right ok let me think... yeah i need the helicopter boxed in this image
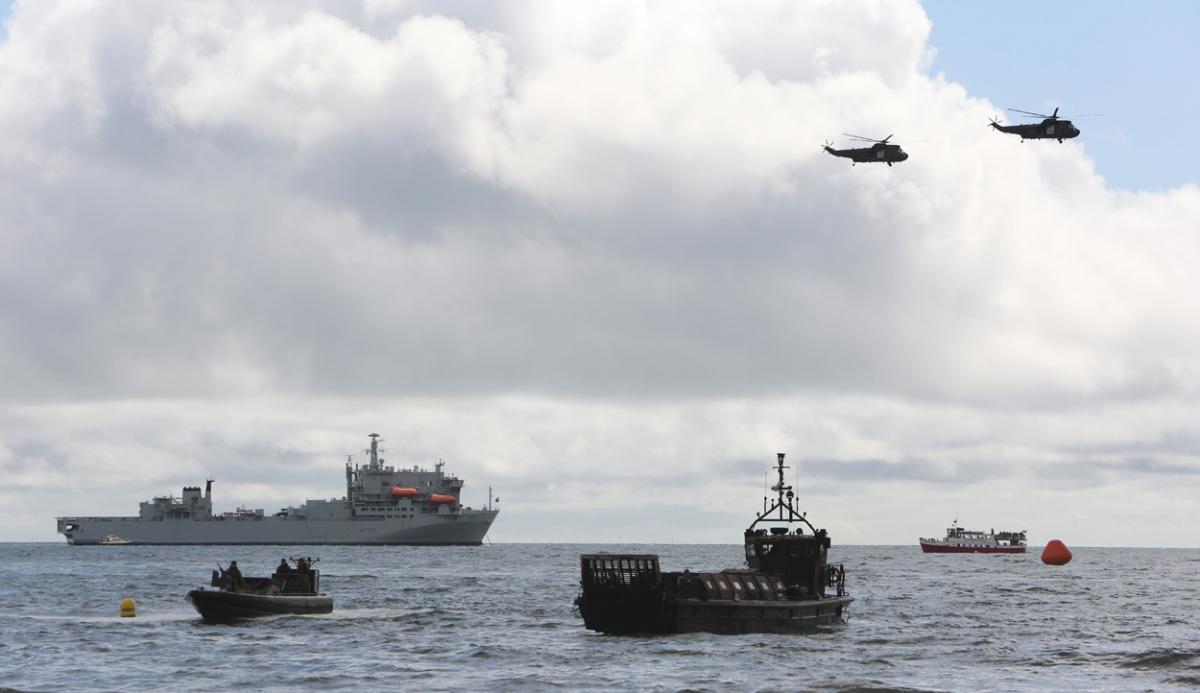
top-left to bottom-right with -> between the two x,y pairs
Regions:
822,134 -> 910,166
988,107 -> 1097,142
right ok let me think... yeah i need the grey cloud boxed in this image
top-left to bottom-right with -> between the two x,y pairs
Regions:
797,456 -> 1009,484
1059,431 -> 1200,458
1118,457 -> 1200,476
1012,452 -> 1200,497
2,441 -> 71,473
1037,456 -> 1200,482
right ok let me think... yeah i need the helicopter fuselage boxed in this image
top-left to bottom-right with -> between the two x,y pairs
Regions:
823,143 -> 909,166
990,119 -> 1079,142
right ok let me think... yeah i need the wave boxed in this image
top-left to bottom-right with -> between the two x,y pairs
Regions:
1120,648 -> 1200,670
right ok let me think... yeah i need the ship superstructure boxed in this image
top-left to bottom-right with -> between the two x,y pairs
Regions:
57,434 -> 498,545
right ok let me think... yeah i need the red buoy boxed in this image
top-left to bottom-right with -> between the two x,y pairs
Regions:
1041,539 -> 1073,565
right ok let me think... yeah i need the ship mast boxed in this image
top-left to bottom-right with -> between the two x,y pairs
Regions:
748,453 -> 818,533
367,433 -> 381,469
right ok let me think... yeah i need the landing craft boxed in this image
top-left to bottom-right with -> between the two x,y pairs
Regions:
823,134 -> 910,166
989,107 -> 1098,142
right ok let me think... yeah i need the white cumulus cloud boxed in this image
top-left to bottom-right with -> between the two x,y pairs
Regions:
1,0 -> 1198,544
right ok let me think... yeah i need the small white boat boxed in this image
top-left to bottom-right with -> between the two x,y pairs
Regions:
919,520 -> 1026,554
99,533 -> 133,545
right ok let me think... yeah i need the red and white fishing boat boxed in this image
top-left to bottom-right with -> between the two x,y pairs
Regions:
919,521 -> 1026,554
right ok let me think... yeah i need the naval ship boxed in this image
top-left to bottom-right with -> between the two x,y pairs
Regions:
56,434 -> 499,546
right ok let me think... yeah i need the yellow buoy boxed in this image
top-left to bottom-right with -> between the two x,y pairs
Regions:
119,597 -> 137,618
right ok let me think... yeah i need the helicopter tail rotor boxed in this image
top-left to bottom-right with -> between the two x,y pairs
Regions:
821,139 -> 835,154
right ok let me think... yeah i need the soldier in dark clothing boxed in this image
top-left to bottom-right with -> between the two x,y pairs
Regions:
294,558 -> 312,593
272,558 -> 293,593
225,561 -> 245,592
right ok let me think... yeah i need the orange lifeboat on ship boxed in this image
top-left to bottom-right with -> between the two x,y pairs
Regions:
389,487 -> 418,497
429,494 -> 457,504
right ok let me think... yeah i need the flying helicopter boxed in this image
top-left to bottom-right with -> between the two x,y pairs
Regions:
822,134 -> 910,166
988,107 -> 1098,142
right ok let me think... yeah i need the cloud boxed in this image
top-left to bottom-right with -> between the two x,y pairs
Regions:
1,0 -> 1198,544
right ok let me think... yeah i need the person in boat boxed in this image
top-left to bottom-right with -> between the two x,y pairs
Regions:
270,558 -> 293,594
225,561 -> 245,592
292,558 -> 312,593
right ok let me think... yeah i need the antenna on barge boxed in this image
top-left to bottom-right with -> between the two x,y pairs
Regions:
763,468 -> 768,515
747,452 -> 819,534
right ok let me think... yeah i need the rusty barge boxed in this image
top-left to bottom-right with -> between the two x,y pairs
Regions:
576,453 -> 852,635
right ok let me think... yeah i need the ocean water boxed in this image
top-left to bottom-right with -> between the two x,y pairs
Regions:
0,543 -> 1197,692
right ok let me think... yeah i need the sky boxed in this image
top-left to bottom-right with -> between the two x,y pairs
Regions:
1,1 -> 1198,546
923,0 -> 1200,192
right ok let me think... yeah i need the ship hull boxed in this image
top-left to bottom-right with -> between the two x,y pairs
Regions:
578,595 -> 853,635
187,589 -> 333,622
673,596 -> 853,634
58,511 -> 498,546
920,542 -> 1025,554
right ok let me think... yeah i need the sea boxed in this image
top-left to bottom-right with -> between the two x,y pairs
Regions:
1,543 -> 1197,692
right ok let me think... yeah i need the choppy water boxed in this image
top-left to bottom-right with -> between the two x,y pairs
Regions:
1,543 -> 1198,691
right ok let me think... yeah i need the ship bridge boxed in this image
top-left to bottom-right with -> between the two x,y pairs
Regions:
139,479 -> 215,521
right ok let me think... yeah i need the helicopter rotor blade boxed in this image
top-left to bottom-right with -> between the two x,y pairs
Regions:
1008,108 -> 1050,119
881,134 -> 894,144
842,132 -> 885,143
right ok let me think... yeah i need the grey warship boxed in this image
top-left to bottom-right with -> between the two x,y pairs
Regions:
57,434 -> 499,545
576,453 -> 851,634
